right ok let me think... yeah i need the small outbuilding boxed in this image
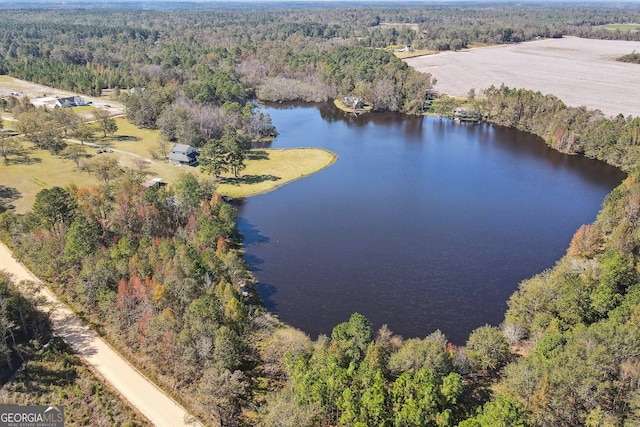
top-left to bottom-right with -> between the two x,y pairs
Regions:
55,96 -> 87,108
169,144 -> 199,166
142,177 -> 166,188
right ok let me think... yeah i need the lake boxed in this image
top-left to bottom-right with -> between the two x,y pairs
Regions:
236,102 -> 625,344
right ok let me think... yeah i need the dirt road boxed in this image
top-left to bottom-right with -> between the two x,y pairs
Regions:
406,37 -> 640,118
0,242 -> 206,427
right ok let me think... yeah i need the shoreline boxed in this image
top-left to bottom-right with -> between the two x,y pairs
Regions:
217,147 -> 338,199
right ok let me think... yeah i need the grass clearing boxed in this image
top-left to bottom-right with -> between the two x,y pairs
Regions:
72,105 -> 95,113
217,148 -> 337,198
333,99 -> 373,114
598,23 -> 640,31
99,117 -> 161,158
2,147 -> 101,213
2,92 -> 335,210
0,75 -> 124,115
4,145 -> 336,212
2,114 -> 337,211
1,119 -> 15,130
393,48 -> 437,59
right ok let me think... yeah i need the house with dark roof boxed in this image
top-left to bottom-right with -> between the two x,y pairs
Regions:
55,96 -> 87,108
142,177 -> 166,188
169,144 -> 199,166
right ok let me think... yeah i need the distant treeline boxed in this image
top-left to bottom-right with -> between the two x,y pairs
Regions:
0,8 -> 433,113
1,4 -> 640,111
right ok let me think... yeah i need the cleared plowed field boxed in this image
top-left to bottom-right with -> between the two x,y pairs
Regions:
406,37 -> 640,118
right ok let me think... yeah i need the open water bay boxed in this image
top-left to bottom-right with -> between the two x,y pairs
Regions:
237,103 -> 625,344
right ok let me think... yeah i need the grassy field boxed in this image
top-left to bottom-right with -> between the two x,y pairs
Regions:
598,23 -> 640,31
2,147 -> 101,213
0,75 -> 124,115
2,117 -> 337,212
71,104 -> 98,119
217,148 -> 337,198
98,117 -> 161,157
393,48 -> 437,59
1,74 -> 335,211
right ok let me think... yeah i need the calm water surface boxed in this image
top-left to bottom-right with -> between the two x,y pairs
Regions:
237,103 -> 625,344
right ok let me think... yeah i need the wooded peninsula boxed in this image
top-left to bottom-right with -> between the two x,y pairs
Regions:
1,2 -> 640,426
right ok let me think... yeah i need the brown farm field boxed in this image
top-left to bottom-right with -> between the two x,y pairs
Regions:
405,37 -> 640,118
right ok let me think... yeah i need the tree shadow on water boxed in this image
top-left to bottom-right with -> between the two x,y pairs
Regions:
256,282 -> 279,313
236,216 -> 271,246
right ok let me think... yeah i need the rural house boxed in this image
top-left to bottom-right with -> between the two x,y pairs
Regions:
129,87 -> 146,95
142,177 -> 166,188
169,143 -> 199,166
55,96 -> 87,108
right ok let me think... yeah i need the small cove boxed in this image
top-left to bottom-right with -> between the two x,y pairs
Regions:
237,102 -> 626,344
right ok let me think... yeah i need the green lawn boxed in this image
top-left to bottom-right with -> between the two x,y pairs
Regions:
96,118 -> 161,157
1,147 -> 101,213
2,117 -> 337,212
393,48 -> 437,59
99,119 -> 338,198
71,105 -> 98,119
217,148 -> 337,198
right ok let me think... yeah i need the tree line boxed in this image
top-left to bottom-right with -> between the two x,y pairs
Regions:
1,4 -> 638,112
2,3 -> 640,426
475,84 -> 640,172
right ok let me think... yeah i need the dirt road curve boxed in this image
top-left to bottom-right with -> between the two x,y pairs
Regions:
0,242 -> 206,427
406,37 -> 640,118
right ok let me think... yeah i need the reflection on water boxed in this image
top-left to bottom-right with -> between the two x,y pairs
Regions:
240,102 -> 625,344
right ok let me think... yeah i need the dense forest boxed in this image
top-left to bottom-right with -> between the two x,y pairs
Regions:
1,3 -> 639,111
2,2 -> 640,426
